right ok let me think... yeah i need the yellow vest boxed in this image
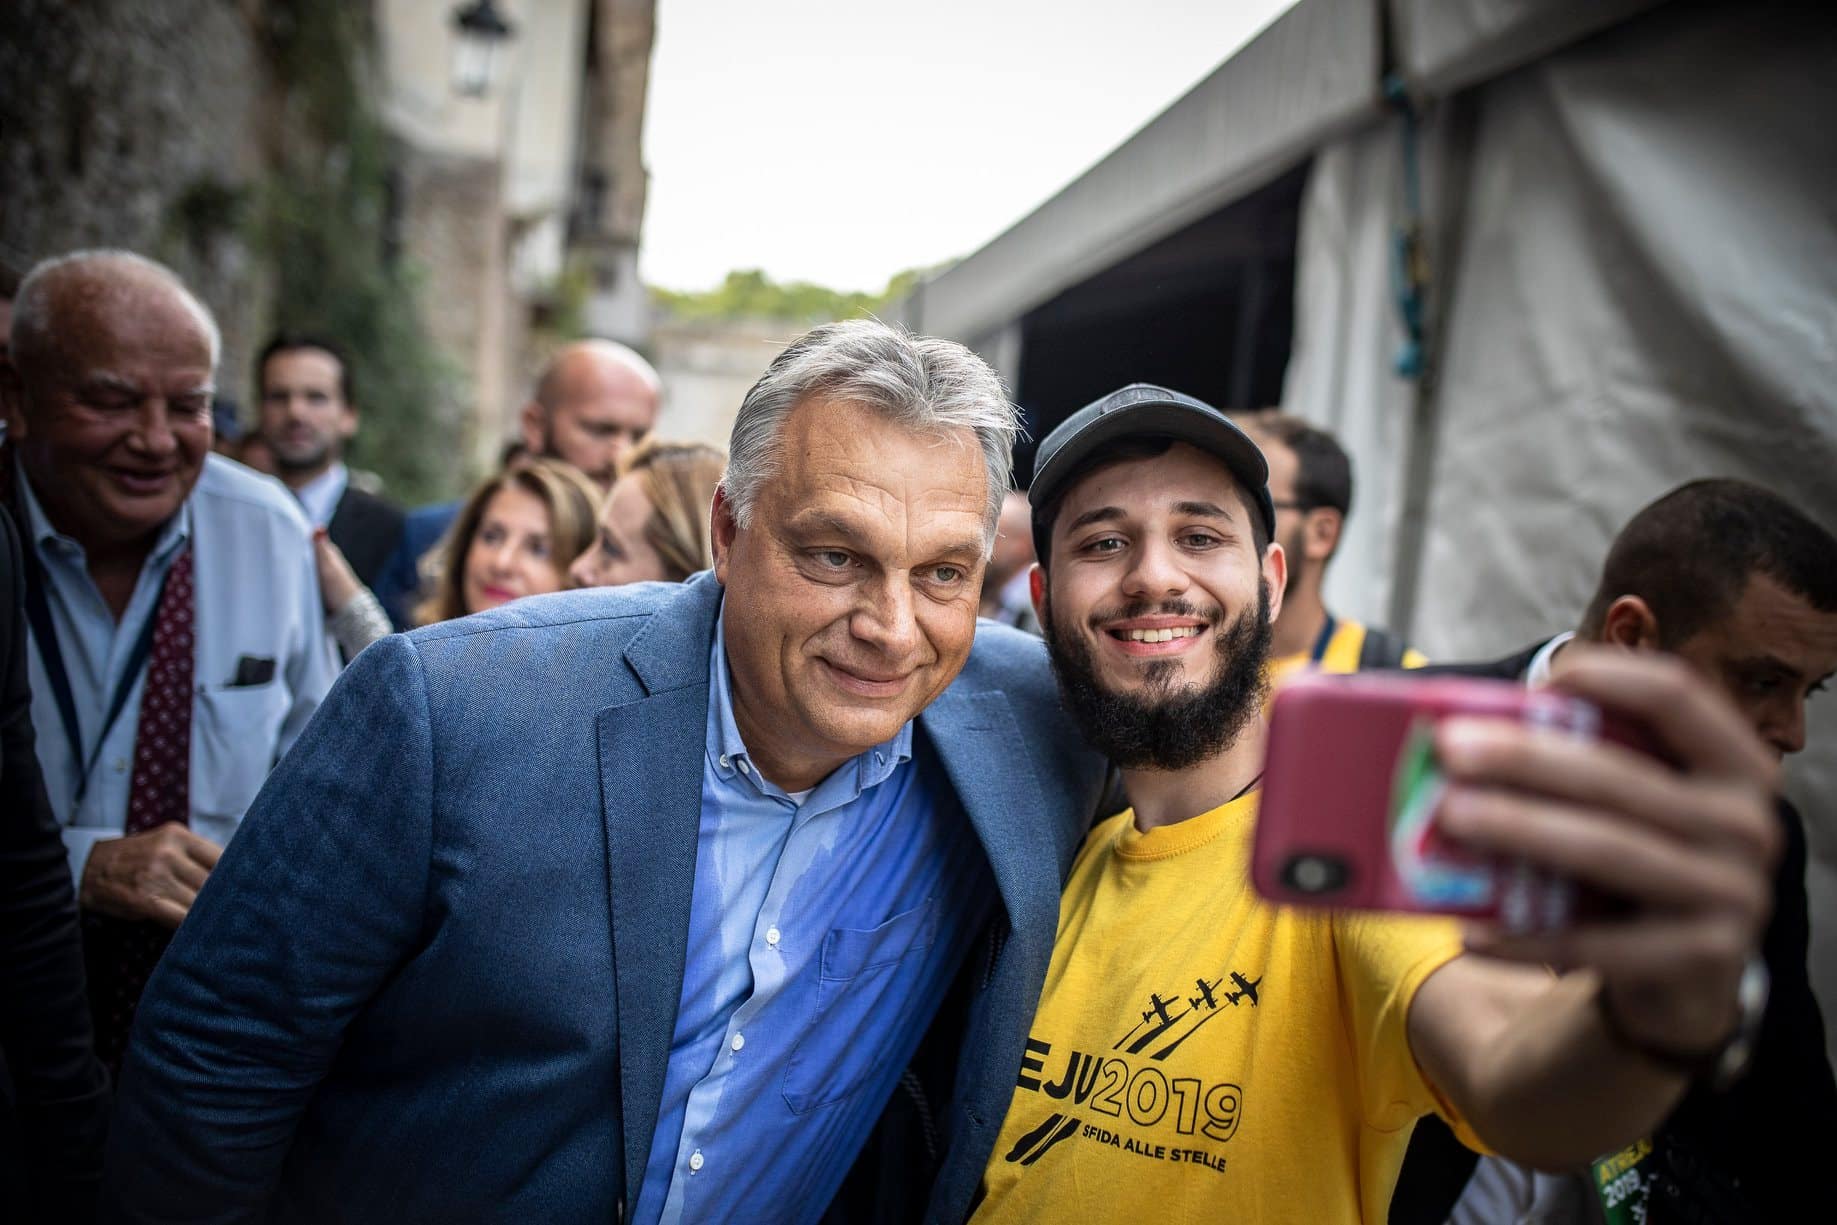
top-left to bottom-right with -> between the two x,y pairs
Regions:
1271,616 -> 1428,690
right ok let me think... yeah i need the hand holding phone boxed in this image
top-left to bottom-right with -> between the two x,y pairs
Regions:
1433,650 -> 1778,1061
1253,651 -> 1781,1065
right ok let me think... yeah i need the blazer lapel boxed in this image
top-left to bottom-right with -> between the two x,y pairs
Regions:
596,574 -> 723,1204
919,686 -> 1064,964
326,487 -> 395,586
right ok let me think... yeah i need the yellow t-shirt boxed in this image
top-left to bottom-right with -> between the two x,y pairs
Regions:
1271,617 -> 1429,690
974,795 -> 1473,1225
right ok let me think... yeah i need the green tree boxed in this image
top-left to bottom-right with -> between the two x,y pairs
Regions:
651,264 -> 945,325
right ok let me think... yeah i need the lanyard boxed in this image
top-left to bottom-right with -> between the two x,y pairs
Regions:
1308,613 -> 1338,665
19,536 -> 174,810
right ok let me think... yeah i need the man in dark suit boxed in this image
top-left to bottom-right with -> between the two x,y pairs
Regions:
255,334 -> 406,610
101,320 -> 1109,1223
1391,478 -> 1837,1225
0,502 -> 112,1222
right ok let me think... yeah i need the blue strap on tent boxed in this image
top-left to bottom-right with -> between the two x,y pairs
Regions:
1387,73 -> 1427,379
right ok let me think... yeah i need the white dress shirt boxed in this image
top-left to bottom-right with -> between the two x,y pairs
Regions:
292,461 -> 349,528
1524,630 -> 1575,687
19,454 -> 340,884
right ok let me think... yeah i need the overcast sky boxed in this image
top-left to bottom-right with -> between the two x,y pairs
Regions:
640,0 -> 1296,293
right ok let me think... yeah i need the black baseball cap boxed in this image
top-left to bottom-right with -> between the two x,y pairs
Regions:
1028,383 -> 1276,563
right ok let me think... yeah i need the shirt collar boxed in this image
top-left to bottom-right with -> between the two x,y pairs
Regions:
1525,630 -> 1575,687
14,454 -> 191,565
293,462 -> 348,528
706,602 -> 914,804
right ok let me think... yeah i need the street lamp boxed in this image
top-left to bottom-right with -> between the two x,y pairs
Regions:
451,0 -> 516,99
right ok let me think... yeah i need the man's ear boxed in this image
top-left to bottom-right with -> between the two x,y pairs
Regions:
710,485 -> 739,584
1306,508 -> 1343,563
517,400 -> 546,455
338,401 -> 359,443
1600,595 -> 1662,650
1263,539 -> 1288,624
1028,563 -> 1046,626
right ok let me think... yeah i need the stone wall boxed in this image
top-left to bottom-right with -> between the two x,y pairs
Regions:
393,141 -> 512,469
0,0 -> 277,405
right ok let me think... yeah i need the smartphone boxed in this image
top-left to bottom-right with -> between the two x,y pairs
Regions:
1250,672 -> 1652,932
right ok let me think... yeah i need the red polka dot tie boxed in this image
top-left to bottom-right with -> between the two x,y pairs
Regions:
84,548 -> 195,1077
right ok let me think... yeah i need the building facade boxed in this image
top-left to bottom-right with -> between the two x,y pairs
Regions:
378,0 -> 656,473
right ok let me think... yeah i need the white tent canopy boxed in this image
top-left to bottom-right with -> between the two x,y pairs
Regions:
902,0 -> 1385,349
906,0 -> 1837,1063
1285,0 -> 1837,1061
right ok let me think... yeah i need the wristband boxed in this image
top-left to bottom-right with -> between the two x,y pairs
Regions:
1595,957 -> 1768,1090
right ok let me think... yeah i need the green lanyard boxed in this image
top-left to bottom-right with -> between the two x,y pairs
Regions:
1591,1138 -> 1657,1223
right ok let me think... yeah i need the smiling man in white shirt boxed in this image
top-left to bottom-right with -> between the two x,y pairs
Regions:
1,249 -> 338,1069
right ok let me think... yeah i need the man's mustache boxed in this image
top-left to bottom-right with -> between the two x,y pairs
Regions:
1086,599 -> 1220,629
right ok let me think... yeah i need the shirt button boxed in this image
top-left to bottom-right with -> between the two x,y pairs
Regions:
765,927 -> 780,947
731,1032 -> 745,1052
113,758 -> 129,773
718,754 -> 731,770
689,1149 -> 704,1173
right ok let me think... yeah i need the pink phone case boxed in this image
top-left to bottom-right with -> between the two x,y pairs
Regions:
1250,672 -> 1640,929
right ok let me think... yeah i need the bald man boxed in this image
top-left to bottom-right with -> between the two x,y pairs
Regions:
0,250 -> 337,1069
520,339 -> 662,490
375,340 -> 662,624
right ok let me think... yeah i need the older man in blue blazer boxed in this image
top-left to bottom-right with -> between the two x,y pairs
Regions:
101,320 -> 1107,1224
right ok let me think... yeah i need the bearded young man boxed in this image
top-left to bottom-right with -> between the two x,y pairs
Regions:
954,385 -> 1781,1222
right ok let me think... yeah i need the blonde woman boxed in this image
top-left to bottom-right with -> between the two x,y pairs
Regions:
568,439 -> 726,588
414,459 -> 600,625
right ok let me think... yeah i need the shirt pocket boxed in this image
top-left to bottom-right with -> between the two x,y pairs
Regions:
781,897 -> 943,1115
189,681 -> 292,837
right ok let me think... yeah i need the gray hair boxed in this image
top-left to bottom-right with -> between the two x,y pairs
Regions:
722,319 -> 1019,545
11,249 -> 223,377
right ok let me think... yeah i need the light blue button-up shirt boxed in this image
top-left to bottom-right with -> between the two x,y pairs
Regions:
19,455 -> 340,884
632,612 -> 994,1225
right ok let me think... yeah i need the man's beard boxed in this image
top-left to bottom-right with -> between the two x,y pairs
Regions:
1042,579 -> 1273,772
271,436 -> 333,474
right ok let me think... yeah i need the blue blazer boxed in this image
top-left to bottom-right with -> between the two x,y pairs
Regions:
101,572 -> 1105,1223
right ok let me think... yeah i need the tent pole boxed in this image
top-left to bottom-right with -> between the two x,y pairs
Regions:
1386,87 -> 1479,645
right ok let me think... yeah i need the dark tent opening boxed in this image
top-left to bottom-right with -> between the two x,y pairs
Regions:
1013,160 -> 1308,485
